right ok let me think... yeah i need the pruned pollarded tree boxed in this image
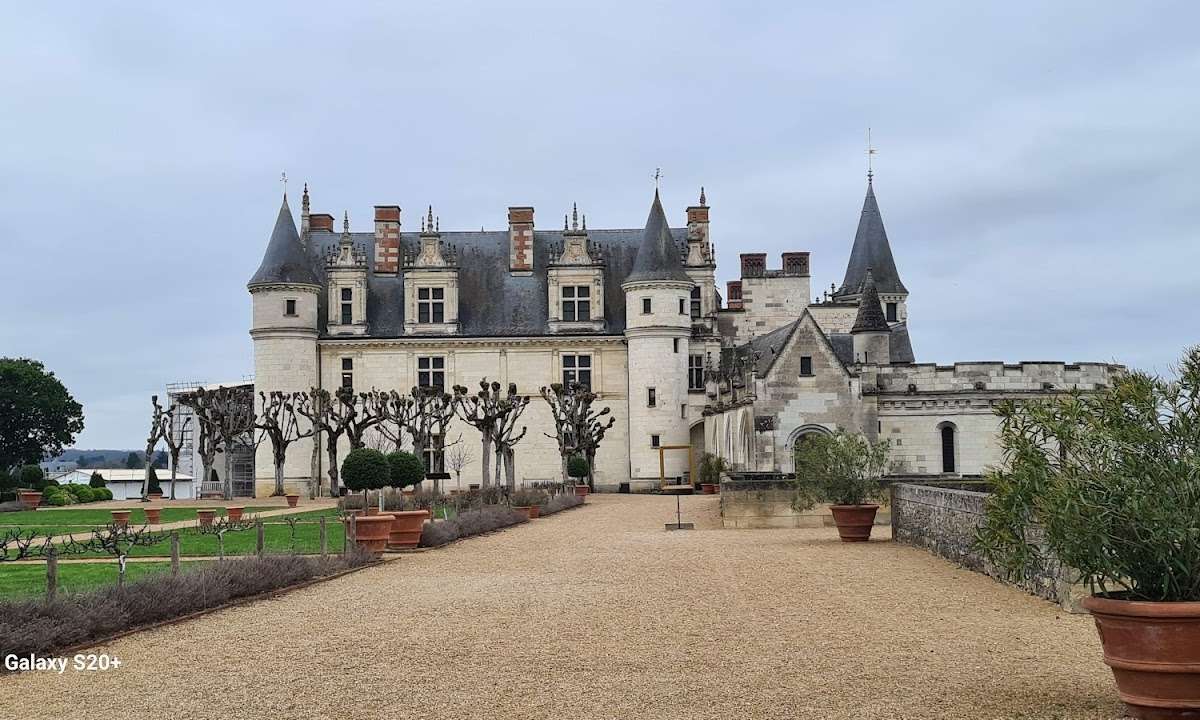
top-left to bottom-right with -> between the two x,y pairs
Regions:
296,387 -> 356,498
408,386 -> 456,491
141,396 -> 167,501
157,401 -> 192,500
209,386 -> 257,499
453,379 -> 504,488
256,391 -> 315,497
178,387 -> 224,502
541,381 -> 615,489
492,383 -> 530,490
344,390 -> 384,451
373,389 -> 415,453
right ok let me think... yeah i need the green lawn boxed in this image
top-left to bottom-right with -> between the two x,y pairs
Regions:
0,561 -> 187,600
260,507 -> 340,523
0,506 -> 278,529
62,521 -> 348,558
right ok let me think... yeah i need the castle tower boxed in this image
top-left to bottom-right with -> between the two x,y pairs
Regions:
850,269 -> 891,364
622,190 -> 695,484
247,194 -> 321,496
836,176 -> 908,324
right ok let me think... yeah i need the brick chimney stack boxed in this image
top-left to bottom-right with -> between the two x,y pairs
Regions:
508,206 -> 534,274
309,214 -> 335,232
374,205 -> 401,274
726,280 -> 743,310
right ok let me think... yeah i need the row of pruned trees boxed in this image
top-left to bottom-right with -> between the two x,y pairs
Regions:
142,379 -> 614,500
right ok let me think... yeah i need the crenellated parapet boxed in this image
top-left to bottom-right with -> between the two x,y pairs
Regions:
872,361 -> 1121,395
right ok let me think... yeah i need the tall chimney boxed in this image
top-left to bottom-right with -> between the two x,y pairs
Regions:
309,213 -> 335,232
508,206 -> 534,274
374,206 -> 401,274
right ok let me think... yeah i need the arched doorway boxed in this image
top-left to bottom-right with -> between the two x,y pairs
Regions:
788,424 -> 833,474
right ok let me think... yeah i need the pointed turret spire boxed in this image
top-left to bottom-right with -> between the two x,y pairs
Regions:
342,210 -> 350,235
699,186 -> 706,207
571,202 -> 579,231
837,179 -> 907,296
625,190 -> 691,284
851,269 -> 890,334
248,196 -> 320,287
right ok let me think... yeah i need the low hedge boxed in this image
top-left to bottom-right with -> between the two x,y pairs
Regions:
419,505 -> 527,548
0,551 -> 374,662
540,494 -> 584,516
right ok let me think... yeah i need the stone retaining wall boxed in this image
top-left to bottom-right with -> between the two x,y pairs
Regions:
890,482 -> 1085,610
720,475 -> 890,529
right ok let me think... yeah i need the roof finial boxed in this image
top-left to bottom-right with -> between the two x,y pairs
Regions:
342,210 -> 349,235
435,216 -> 439,232
866,127 -> 877,183
280,171 -> 288,200
654,167 -> 662,195
571,202 -> 579,231
582,214 -> 586,231
699,186 -> 707,207
563,214 -> 568,230
426,205 -> 434,232
302,182 -> 310,213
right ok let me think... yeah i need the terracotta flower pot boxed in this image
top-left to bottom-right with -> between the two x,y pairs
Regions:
148,491 -> 163,501
197,509 -> 216,527
829,504 -> 879,542
387,510 -> 429,549
701,483 -> 718,495
227,506 -> 244,522
366,506 -> 380,516
144,508 -> 161,524
111,510 -> 132,528
349,513 -> 394,556
574,484 -> 590,497
18,491 -> 41,510
1082,595 -> 1200,719
513,506 -> 540,520
286,494 -> 299,508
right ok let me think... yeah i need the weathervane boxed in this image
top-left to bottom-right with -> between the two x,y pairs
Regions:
280,171 -> 288,198
866,128 -> 877,181
654,167 -> 663,191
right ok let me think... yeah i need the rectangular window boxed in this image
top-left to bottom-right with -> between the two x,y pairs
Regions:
341,301 -> 352,325
417,356 -> 445,389
647,387 -> 656,407
417,287 -> 445,324
642,297 -> 651,314
800,356 -> 813,376
886,302 -> 898,322
690,287 -> 702,319
423,435 -> 444,475
341,372 -> 353,390
688,355 -> 704,390
673,338 -> 680,353
561,353 -> 592,389
342,358 -> 353,371
561,285 -> 591,322
678,298 -> 685,314
651,434 -> 661,448
284,299 -> 297,316
680,404 -> 687,419
341,288 -> 352,301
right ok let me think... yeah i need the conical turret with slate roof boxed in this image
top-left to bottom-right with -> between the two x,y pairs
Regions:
838,178 -> 906,297
624,190 -> 692,285
851,269 -> 891,334
248,195 -> 320,288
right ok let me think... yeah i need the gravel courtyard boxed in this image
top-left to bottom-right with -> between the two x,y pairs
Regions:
0,493 -> 1122,719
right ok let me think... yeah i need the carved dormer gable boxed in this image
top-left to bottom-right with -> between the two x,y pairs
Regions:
326,212 -> 369,335
402,206 -> 460,336
548,203 -> 605,334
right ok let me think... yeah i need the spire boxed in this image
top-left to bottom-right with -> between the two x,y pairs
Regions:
837,178 -> 907,296
301,183 -> 310,215
248,196 -> 320,287
699,186 -> 706,207
342,211 -> 350,237
851,269 -> 891,333
426,205 -> 435,233
625,189 -> 691,284
571,202 -> 579,231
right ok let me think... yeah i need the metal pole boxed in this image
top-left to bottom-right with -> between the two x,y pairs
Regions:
319,516 -> 328,559
256,520 -> 264,558
171,532 -> 180,576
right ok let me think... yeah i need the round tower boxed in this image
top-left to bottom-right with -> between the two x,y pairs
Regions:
623,191 -> 695,486
247,194 -> 321,497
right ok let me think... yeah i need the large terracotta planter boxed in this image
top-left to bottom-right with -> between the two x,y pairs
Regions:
701,483 -> 718,495
18,491 -> 41,510
148,491 -> 163,501
1082,595 -> 1200,719
574,484 -> 590,497
349,513 -> 394,556
111,510 -> 132,528
197,509 -> 216,527
387,510 -> 429,549
144,508 -> 161,524
513,506 -> 540,520
829,504 -> 879,542
227,506 -> 244,522
286,494 -> 299,508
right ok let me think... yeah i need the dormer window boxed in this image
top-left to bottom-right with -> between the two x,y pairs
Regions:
562,286 -> 591,322
340,288 -> 352,325
418,288 -> 445,324
886,302 -> 898,322
285,299 -> 297,316
690,286 -> 702,319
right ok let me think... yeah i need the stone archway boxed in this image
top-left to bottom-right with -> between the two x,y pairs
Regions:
786,424 -> 833,473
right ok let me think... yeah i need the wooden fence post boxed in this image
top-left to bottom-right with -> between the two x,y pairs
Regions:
319,516 -> 328,559
256,520 -> 265,559
46,547 -> 58,601
171,532 -> 180,577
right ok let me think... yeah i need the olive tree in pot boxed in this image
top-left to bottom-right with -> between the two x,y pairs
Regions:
340,448 -> 392,556
976,347 -> 1200,719
792,430 -> 889,542
385,450 -> 428,549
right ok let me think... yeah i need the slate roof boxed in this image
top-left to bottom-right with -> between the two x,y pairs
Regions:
837,180 -> 907,296
739,316 -> 915,377
303,226 -> 688,337
850,270 -> 891,333
248,197 -> 321,287
624,191 -> 692,284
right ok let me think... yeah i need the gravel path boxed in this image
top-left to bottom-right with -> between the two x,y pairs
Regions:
0,494 -> 1123,719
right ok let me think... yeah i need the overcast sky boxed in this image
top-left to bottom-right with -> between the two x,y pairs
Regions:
1,2 -> 1196,449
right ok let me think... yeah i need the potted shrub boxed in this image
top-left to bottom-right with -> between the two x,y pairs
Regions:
341,448 -> 393,555
384,451 -> 429,548
17,465 -> 45,509
699,453 -> 727,494
977,348 -> 1200,719
146,468 -> 163,500
568,456 -> 591,496
510,487 -> 549,519
792,429 -> 890,542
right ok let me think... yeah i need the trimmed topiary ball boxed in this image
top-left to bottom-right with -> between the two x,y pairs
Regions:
567,456 -> 590,480
386,451 -> 425,490
341,448 -> 390,495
